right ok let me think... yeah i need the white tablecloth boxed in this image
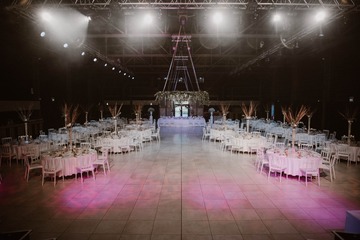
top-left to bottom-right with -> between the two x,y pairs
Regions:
267,149 -> 322,176
42,150 -> 97,177
158,117 -> 206,127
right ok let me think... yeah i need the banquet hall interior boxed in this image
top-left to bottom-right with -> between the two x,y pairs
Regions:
1,0 -> 360,239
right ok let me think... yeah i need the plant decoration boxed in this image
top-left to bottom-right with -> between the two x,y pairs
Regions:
339,106 -> 358,145
108,102 -> 123,134
154,91 -> 209,105
281,105 -> 310,148
17,104 -> 33,140
241,101 -> 258,118
62,103 -> 80,149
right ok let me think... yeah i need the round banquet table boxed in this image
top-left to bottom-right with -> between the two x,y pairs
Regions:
42,149 -> 97,177
267,149 -> 322,177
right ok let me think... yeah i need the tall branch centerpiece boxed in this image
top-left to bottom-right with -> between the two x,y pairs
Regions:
339,106 -> 358,145
220,104 -> 230,123
17,104 -> 33,142
241,101 -> 258,133
108,102 -> 123,135
62,103 -> 79,149
307,108 -> 316,134
282,105 -> 310,149
134,104 -> 143,124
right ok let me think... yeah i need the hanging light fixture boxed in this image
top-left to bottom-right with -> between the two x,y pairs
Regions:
154,17 -> 209,105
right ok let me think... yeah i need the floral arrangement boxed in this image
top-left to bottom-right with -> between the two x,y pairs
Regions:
281,105 -> 310,127
241,101 -> 258,118
108,102 -> 123,118
154,91 -> 209,104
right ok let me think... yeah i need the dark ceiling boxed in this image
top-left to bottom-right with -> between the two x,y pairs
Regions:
1,0 -> 360,105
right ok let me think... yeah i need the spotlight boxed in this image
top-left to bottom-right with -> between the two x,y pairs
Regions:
315,10 -> 326,22
104,63 -> 108,67
212,12 -> 223,25
128,75 -> 131,78
144,14 -> 153,25
40,11 -> 52,22
132,77 -> 135,79
119,70 -> 122,73
63,43 -> 69,48
81,51 -> 85,56
93,57 -> 97,62
123,73 -> 127,76
273,13 -> 281,23
40,31 -> 46,37
112,67 -> 115,70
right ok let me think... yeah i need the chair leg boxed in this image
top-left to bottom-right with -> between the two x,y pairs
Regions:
26,169 -> 30,182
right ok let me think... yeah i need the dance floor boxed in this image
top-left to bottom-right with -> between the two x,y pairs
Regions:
1,127 -> 360,240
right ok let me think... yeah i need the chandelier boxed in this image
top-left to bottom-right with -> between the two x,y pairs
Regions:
155,16 -> 209,105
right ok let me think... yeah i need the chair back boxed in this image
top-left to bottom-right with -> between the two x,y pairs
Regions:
1,144 -> 12,156
268,154 -> 287,169
43,157 -> 63,172
1,137 -> 12,145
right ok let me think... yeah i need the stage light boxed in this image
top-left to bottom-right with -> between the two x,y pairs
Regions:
112,67 -> 115,70
315,10 -> 326,22
273,13 -> 282,23
81,51 -> 85,56
212,12 -> 223,25
40,11 -> 52,22
63,43 -> 69,48
119,70 -> 122,73
40,31 -> 46,37
93,57 -> 97,62
132,77 -> 135,79
104,63 -> 108,67
144,14 -> 153,25
124,73 -> 127,76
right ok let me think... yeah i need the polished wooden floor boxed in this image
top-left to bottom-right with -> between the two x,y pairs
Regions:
1,127 -> 360,240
